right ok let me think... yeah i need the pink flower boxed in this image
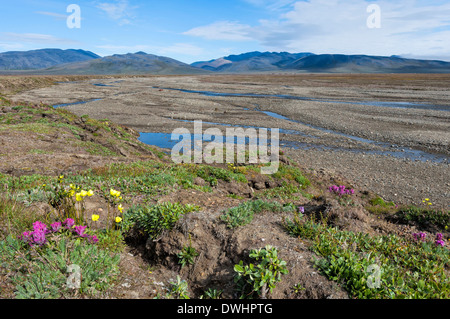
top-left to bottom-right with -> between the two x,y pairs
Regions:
89,235 -> 99,243
50,222 -> 62,232
64,218 -> 75,229
33,221 -> 48,234
73,225 -> 88,237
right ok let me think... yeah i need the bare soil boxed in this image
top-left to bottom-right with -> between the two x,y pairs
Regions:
9,74 -> 449,208
1,74 -> 449,300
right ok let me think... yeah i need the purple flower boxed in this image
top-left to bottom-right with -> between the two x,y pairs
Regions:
19,231 -> 32,243
32,230 -> 47,246
89,235 -> 99,244
73,225 -> 88,237
413,232 -> 427,242
435,234 -> 445,247
298,206 -> 305,214
435,240 -> 445,247
50,222 -> 62,232
328,185 -> 354,197
33,221 -> 48,234
64,218 -> 75,229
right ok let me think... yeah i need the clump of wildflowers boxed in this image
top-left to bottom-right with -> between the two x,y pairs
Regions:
413,232 -> 427,242
19,218 -> 98,247
435,233 -> 445,247
107,188 -> 125,229
328,185 -> 355,196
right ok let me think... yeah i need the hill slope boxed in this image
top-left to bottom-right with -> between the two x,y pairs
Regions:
192,52 -> 450,73
37,52 -> 209,75
192,51 -> 314,72
285,54 -> 450,73
0,49 -> 100,70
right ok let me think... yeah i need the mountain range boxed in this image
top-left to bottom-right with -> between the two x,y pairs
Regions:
1,49 -> 450,74
0,49 -> 100,71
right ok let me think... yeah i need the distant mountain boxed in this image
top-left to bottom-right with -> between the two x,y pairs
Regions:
192,51 -> 314,72
192,52 -> 450,73
0,49 -> 100,70
2,48 -> 450,74
284,54 -> 450,73
31,51 -> 209,75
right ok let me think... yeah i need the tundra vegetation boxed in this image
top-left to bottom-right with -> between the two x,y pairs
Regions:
0,77 -> 448,299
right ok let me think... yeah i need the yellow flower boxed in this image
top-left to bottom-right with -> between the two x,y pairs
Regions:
42,184 -> 46,187
427,202 -> 432,206
115,217 -> 122,223
59,175 -> 64,179
80,190 -> 88,197
70,184 -> 75,189
425,198 -> 430,201
110,189 -> 121,198
118,204 -> 123,213
75,193 -> 83,202
92,214 -> 100,221
87,190 -> 94,197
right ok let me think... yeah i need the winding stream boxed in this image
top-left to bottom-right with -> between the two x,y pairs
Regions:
51,83 -> 449,164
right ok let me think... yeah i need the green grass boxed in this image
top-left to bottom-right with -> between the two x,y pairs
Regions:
272,164 -> 310,187
283,212 -> 450,299
123,202 -> 199,240
394,205 -> 449,232
220,199 -> 296,228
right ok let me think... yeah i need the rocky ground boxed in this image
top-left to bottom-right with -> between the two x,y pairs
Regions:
10,74 -> 449,208
1,74 -> 449,300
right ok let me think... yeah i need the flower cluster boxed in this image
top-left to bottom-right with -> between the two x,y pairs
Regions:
20,221 -> 49,246
413,232 -> 445,247
435,233 -> 445,247
20,218 -> 98,247
108,188 -> 124,225
71,184 -> 94,202
422,198 -> 432,206
328,185 -> 355,196
413,232 -> 427,242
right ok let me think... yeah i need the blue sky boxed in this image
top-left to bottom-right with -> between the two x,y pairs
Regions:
1,0 -> 450,63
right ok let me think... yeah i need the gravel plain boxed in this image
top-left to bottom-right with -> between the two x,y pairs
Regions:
11,74 -> 450,208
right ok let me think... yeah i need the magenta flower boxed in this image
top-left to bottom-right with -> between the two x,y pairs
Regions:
73,225 -> 88,237
89,235 -> 99,244
19,231 -> 32,243
32,230 -> 47,246
64,218 -> 75,229
413,232 -> 427,242
33,221 -> 48,234
50,222 -> 62,232
435,233 -> 445,247
328,185 -> 354,196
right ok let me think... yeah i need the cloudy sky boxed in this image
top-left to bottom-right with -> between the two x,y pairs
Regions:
1,0 -> 450,63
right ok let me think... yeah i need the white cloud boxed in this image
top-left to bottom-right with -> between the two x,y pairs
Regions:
96,43 -> 204,57
0,33 -> 77,44
184,0 -> 450,60
35,11 -> 68,20
183,21 -> 253,41
96,0 -> 136,25
157,43 -> 205,56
